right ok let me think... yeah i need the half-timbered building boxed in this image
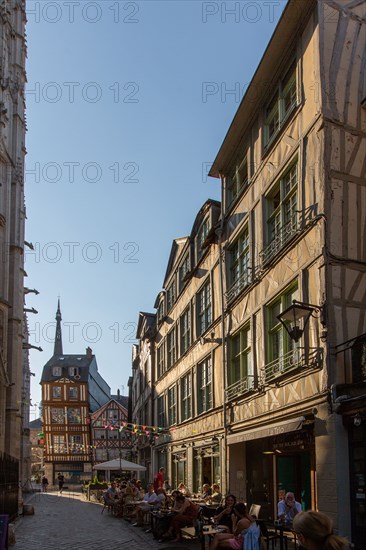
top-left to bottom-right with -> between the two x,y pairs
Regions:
91,394 -> 130,469
41,302 -> 110,484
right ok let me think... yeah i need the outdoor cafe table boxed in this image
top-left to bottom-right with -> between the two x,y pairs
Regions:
181,524 -> 223,550
273,521 -> 297,550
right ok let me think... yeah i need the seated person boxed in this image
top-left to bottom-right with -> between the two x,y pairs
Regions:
209,503 -> 253,550
277,492 -> 301,522
122,485 -> 138,520
177,482 -> 191,497
210,484 -> 222,505
132,483 -> 158,526
133,480 -> 145,499
292,511 -> 349,550
151,487 -> 166,510
161,494 -> 200,543
201,483 -> 212,500
105,481 -> 118,506
213,494 -> 237,532
164,489 -> 181,509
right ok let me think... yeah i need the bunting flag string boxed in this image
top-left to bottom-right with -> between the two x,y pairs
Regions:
93,419 -> 170,437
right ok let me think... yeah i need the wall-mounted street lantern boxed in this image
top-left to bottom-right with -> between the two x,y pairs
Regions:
277,300 -> 324,343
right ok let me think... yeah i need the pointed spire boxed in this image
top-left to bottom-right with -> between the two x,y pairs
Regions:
54,298 -> 63,355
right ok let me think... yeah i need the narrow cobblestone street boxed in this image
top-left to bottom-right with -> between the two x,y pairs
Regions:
14,490 -> 202,550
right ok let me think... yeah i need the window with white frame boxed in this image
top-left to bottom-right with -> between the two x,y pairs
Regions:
227,226 -> 251,302
157,343 -> 165,379
196,217 -> 210,262
226,154 -> 249,206
69,386 -> 78,399
157,395 -> 166,428
52,434 -> 65,453
264,58 -> 297,146
52,366 -> 62,377
167,279 -> 177,311
52,386 -> 61,399
69,434 -> 82,452
228,324 -> 253,397
197,280 -> 212,337
262,162 -> 298,264
167,327 -> 176,369
51,407 -> 65,424
180,308 -> 191,355
67,407 -> 81,424
168,385 -> 177,426
197,356 -> 212,414
108,409 -> 118,420
181,373 -> 192,421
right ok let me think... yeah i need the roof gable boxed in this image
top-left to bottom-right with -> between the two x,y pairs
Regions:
163,236 -> 190,287
91,398 -> 128,421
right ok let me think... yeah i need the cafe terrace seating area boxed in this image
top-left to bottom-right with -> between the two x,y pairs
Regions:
97,485 -> 299,550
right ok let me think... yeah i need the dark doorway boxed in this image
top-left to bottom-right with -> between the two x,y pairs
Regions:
277,453 -> 310,510
349,420 -> 366,550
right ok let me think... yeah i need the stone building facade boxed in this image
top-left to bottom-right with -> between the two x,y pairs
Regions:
0,0 -> 29,510
131,1 -> 365,548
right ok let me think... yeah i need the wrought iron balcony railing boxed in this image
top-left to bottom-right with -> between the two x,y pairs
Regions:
226,270 -> 252,303
260,213 -> 301,265
225,375 -> 255,401
262,347 -> 322,384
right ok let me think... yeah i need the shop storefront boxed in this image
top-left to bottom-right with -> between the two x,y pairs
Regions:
192,444 -> 220,493
228,417 -> 314,520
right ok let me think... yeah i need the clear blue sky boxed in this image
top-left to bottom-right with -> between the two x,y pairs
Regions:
25,0 -> 286,417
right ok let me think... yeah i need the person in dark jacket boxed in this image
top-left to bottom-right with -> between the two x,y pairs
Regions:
57,472 -> 65,493
213,494 -> 237,532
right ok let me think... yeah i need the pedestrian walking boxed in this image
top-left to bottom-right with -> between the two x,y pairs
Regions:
57,472 -> 65,493
41,475 -> 48,492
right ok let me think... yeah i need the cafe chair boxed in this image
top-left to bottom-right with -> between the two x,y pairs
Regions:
101,494 -> 114,515
249,504 -> 261,518
258,521 -> 287,550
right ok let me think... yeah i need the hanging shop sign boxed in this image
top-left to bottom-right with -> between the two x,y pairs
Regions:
227,416 -> 305,445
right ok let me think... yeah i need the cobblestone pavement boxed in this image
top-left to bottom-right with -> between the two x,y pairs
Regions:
14,490 -> 203,550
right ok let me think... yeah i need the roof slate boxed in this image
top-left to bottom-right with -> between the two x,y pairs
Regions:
40,354 -> 94,382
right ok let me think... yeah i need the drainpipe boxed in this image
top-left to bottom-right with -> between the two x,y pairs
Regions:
218,173 -> 228,492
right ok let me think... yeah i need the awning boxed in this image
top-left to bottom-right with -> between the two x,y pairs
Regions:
93,458 -> 146,471
227,416 -> 305,445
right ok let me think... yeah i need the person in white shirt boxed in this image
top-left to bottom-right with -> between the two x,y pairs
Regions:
132,483 -> 158,526
277,492 -> 301,522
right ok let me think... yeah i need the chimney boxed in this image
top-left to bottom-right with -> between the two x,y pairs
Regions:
117,389 -> 120,400
86,347 -> 92,359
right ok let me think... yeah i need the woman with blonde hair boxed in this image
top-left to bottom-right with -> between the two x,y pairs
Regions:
292,511 -> 348,550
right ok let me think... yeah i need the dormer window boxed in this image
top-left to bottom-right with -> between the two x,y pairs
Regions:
196,217 -> 210,262
69,367 -> 80,377
157,299 -> 165,323
53,366 -> 62,377
179,252 -> 191,290
167,279 -> 177,312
